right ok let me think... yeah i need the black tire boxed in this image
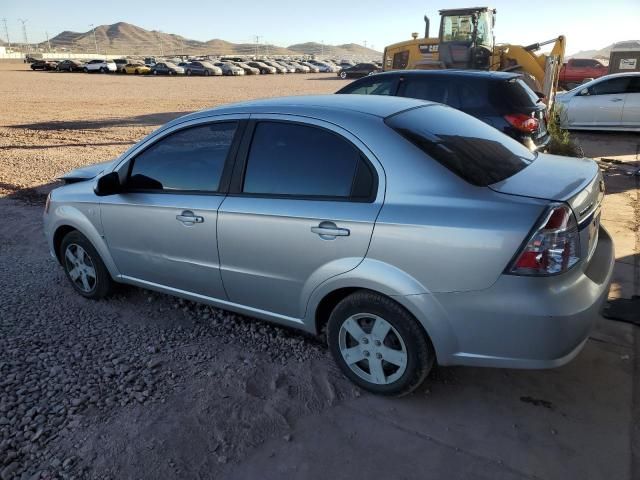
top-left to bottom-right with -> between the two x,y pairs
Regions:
100,67 -> 106,73
327,290 -> 434,396
59,231 -> 113,300
153,70 -> 158,75
204,69 -> 210,76
186,69 -> 192,76
134,69 -> 139,75
83,67 -> 89,73
339,71 -> 347,79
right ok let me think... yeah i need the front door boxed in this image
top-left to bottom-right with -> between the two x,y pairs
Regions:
101,119 -> 244,299
568,77 -> 630,127
217,117 -> 383,319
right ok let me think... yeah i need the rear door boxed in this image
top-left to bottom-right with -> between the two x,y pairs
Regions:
567,77 -> 629,127
217,116 -> 383,319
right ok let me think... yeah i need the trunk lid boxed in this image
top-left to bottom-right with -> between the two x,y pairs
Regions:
490,153 -> 604,261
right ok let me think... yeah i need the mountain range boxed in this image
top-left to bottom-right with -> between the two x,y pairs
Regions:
43,22 -> 381,58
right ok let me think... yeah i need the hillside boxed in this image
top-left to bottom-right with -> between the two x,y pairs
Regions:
287,42 -> 381,58
567,40 -> 640,59
44,22 -> 380,58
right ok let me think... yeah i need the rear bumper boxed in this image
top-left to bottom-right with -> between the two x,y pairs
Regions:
416,226 -> 615,369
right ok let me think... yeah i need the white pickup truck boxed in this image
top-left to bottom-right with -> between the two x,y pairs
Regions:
83,59 -> 117,73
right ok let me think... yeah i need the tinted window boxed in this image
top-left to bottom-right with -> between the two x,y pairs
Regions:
128,122 -> 237,192
628,77 -> 640,93
340,76 -> 395,95
571,59 -> 590,67
386,105 -> 536,186
590,78 -> 630,95
491,78 -> 540,109
398,78 -> 449,103
455,81 -> 490,110
243,122 -> 365,198
392,51 -> 410,69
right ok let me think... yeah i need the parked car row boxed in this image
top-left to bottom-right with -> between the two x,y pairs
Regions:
30,57 -> 378,77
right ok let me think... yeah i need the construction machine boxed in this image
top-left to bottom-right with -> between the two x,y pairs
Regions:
383,7 -> 566,100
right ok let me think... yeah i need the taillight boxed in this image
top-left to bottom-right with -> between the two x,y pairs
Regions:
508,203 -> 581,276
44,193 -> 51,214
504,113 -> 539,133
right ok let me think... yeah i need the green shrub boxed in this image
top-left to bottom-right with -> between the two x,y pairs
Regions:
546,104 -> 583,157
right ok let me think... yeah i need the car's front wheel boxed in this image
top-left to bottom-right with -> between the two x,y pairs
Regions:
60,231 -> 113,300
339,71 -> 347,79
327,291 -> 434,396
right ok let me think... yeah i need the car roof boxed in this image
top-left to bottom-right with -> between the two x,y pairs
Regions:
166,95 -> 433,126
369,69 -> 520,80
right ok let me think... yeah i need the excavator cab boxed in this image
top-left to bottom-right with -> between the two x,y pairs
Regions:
438,7 -> 496,70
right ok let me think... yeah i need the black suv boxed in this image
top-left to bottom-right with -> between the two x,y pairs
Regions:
336,70 -> 549,151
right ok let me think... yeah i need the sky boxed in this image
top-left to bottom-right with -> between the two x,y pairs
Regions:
2,0 -> 639,55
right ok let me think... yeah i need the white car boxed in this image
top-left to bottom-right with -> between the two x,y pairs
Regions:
555,72 -> 640,131
83,59 -> 117,73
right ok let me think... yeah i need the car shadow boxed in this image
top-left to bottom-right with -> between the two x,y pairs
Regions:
8,112 -> 191,131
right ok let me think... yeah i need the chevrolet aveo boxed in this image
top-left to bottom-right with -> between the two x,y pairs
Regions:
44,95 -> 614,396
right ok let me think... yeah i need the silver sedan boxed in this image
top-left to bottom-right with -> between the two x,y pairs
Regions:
43,95 -> 614,396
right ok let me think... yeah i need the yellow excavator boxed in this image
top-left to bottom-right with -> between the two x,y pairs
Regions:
383,7 -> 566,99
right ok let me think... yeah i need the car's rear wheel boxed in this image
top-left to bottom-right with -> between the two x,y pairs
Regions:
134,69 -> 139,75
100,67 -> 106,73
60,231 -> 113,300
186,69 -> 192,76
327,290 -> 434,396
153,70 -> 158,75
204,70 -> 210,76
340,71 -> 347,79
83,67 -> 88,73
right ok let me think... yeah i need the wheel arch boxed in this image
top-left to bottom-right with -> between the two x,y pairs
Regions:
50,212 -> 120,280
306,259 -> 459,363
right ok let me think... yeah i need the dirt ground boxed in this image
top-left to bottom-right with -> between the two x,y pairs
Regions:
0,61 -> 639,480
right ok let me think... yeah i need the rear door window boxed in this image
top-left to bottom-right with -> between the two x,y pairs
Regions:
242,122 -> 374,199
385,105 -> 535,186
397,77 -> 449,104
127,122 -> 237,192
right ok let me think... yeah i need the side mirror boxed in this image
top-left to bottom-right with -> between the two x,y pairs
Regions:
579,88 -> 590,96
94,171 -> 121,196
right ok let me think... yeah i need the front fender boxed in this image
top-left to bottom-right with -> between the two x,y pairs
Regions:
47,203 -> 121,279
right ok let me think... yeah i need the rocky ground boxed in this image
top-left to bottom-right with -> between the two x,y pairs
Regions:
0,61 -> 638,479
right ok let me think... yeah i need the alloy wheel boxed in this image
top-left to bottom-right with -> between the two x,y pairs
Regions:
64,244 -> 97,293
338,313 -> 408,385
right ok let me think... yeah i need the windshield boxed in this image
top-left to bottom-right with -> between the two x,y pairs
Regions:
385,105 -> 536,186
442,11 -> 492,47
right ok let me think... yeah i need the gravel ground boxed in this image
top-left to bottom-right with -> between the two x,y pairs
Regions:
0,62 -> 357,479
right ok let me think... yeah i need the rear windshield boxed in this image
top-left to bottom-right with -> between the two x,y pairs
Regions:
386,105 -> 536,186
495,78 -> 541,108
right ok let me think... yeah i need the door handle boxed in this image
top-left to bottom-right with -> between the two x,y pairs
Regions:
176,210 -> 204,224
311,221 -> 350,239
611,98 -> 624,102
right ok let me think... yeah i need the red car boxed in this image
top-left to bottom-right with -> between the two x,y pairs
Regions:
559,58 -> 608,89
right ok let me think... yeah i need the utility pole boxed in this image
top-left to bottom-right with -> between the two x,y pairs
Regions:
89,24 -> 98,54
363,40 -> 367,49
18,19 -> 28,53
254,35 -> 261,58
45,31 -> 51,53
321,40 -> 324,57
2,18 -> 10,49
157,30 -> 164,56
